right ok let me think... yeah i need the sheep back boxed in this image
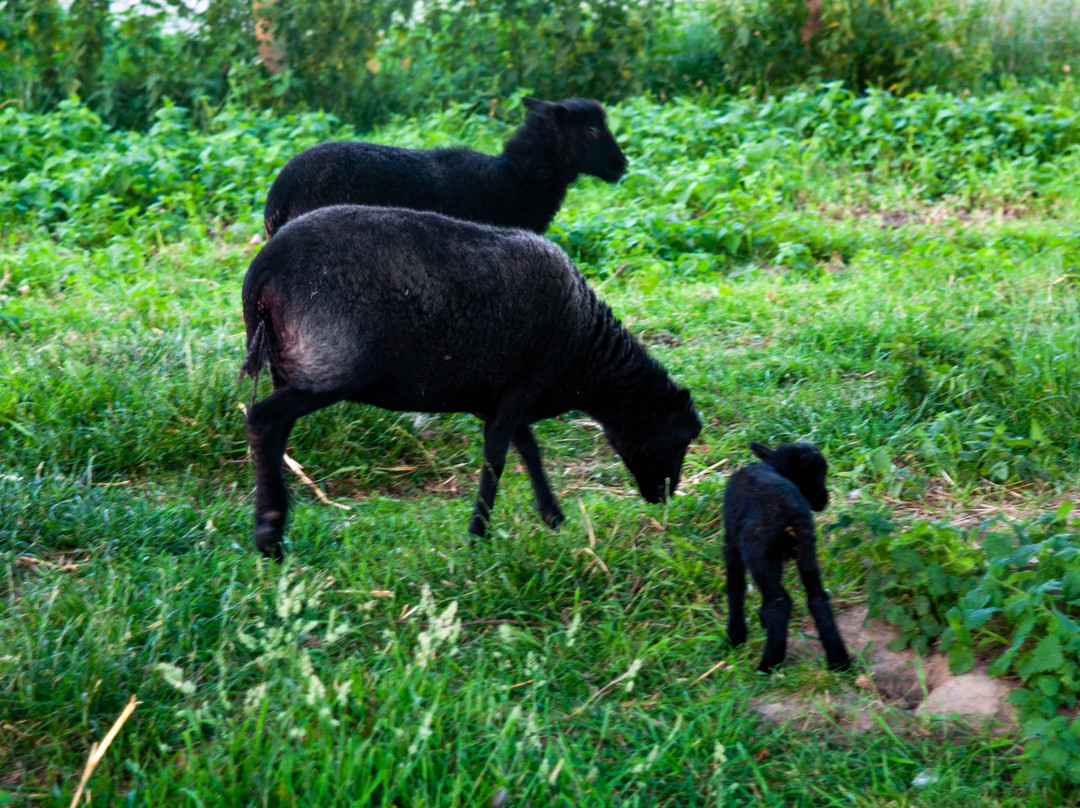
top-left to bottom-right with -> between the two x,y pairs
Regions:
244,205 -> 643,421
722,463 -> 813,548
262,97 -> 627,238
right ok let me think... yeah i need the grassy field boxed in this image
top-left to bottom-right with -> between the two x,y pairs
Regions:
2,86 -> 1080,805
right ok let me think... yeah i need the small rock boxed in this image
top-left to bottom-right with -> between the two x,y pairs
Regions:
922,653 -> 952,691
916,669 -> 1017,726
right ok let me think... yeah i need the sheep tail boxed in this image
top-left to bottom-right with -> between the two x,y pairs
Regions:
239,317 -> 269,408
264,209 -> 287,241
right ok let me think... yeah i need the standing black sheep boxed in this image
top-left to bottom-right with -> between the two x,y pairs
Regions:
723,442 -> 852,673
262,97 -> 627,239
240,205 -> 701,559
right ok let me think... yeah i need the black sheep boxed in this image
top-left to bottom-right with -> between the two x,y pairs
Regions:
262,97 -> 628,239
723,442 -> 852,673
240,205 -> 701,559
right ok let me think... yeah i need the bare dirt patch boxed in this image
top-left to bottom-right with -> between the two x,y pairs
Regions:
754,604 -> 1019,736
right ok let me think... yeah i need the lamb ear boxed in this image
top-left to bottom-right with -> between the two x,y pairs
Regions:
749,442 -> 774,461
673,386 -> 692,409
523,97 -> 551,114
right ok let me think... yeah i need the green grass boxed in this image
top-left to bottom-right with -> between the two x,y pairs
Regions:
2,88 -> 1080,804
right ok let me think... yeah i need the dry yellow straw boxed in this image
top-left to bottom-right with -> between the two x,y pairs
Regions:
239,404 -> 350,510
69,695 -> 138,808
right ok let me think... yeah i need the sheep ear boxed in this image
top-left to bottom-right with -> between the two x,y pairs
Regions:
553,103 -> 570,123
673,386 -> 692,410
749,442 -> 774,461
523,97 -> 551,114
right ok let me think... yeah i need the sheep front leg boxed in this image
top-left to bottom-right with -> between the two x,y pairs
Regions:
512,425 -> 563,528
796,543 -> 852,672
724,542 -> 748,648
468,418 -> 517,539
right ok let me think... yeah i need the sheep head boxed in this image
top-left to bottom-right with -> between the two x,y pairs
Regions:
604,384 -> 701,503
523,96 -> 628,183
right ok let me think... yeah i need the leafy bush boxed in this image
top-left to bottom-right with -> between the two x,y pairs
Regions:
4,0 -> 1080,129
834,502 -> 1080,788
7,85 -> 1078,247
705,0 -> 1079,95
378,0 -> 668,111
836,514 -> 981,654
941,502 -> 1080,785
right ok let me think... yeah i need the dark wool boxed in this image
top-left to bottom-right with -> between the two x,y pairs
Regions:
722,442 -> 852,673
241,205 -> 700,559
262,97 -> 627,238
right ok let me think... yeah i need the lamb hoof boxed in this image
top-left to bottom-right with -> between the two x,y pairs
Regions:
724,629 -> 747,649
757,658 -> 783,674
827,655 -> 853,672
255,523 -> 284,561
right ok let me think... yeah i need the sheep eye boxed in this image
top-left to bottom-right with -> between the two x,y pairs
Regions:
588,126 -> 601,138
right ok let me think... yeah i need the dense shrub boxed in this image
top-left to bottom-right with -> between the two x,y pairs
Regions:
3,0 -> 1079,129
3,85 -> 1079,247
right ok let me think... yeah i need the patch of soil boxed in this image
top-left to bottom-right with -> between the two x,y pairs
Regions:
755,604 -> 1019,736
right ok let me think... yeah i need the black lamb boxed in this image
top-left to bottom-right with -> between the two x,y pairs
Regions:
723,442 -> 851,673
262,97 -> 627,239
240,205 -> 701,559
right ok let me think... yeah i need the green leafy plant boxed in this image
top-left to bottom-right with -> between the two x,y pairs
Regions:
836,503 -> 1080,789
861,519 -> 981,655
939,502 -> 1080,785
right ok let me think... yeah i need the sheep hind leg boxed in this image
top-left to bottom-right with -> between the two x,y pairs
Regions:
724,542 -> 748,649
512,425 -> 564,528
746,552 -> 791,673
796,543 -> 852,671
246,388 -> 341,559
467,417 -> 519,540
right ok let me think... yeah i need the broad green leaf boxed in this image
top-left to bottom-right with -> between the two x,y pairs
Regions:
1017,634 -> 1065,679
962,607 -> 998,628
948,642 -> 975,674
981,531 -> 1014,561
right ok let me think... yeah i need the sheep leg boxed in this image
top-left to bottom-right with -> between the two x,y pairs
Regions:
468,418 -> 517,539
247,388 -> 340,560
746,553 -> 792,673
512,425 -> 563,528
796,545 -> 852,672
724,542 -> 748,648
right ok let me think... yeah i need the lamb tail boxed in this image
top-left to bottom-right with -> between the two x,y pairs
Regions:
239,318 -> 269,407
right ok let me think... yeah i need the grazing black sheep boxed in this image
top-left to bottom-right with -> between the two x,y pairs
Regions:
723,442 -> 852,673
240,205 -> 701,559
262,97 -> 627,239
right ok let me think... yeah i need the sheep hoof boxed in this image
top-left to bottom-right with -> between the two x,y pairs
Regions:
543,509 -> 564,529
